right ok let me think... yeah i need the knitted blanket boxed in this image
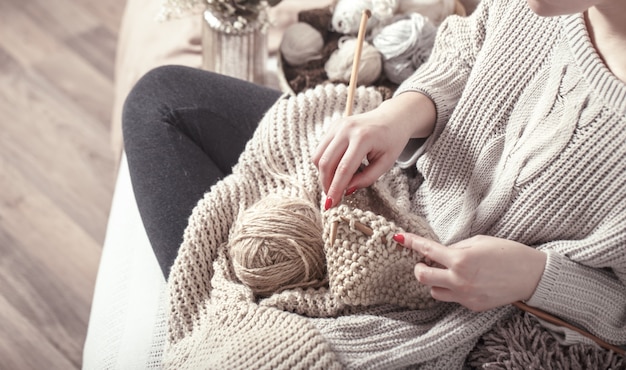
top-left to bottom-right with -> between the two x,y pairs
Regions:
164,84 -> 621,369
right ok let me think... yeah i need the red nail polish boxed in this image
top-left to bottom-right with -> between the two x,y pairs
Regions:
325,197 -> 333,210
345,187 -> 358,196
393,234 -> 405,244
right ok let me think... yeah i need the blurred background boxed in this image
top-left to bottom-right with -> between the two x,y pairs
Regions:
0,0 -> 123,368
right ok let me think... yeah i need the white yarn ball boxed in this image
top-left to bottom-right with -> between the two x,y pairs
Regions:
280,22 -> 325,67
331,0 -> 398,35
373,12 -> 436,84
372,0 -> 400,26
382,57 -> 414,84
325,37 -> 383,86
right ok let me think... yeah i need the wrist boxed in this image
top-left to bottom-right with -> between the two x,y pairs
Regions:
383,91 -> 436,138
521,248 -> 548,302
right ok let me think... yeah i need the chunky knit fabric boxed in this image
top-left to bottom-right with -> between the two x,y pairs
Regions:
165,0 -> 626,368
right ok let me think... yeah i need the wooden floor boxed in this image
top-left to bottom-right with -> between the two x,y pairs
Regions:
0,0 -> 125,368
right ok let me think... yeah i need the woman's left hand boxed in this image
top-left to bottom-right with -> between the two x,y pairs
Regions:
395,234 -> 547,311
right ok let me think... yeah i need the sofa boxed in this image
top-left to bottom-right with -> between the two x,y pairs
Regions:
82,0 -> 483,368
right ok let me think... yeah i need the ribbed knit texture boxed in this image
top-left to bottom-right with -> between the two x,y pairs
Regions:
394,0 -> 626,347
165,0 -> 626,368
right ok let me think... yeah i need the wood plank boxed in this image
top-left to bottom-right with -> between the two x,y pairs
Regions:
0,293 -> 78,370
12,0 -> 99,40
0,154 -> 102,293
0,1 -> 116,125
0,155 -> 102,367
0,48 -> 115,242
0,1 -> 64,67
64,25 -> 118,81
0,3 -> 116,132
31,33 -> 116,129
71,0 -> 128,35
0,0 -> 125,367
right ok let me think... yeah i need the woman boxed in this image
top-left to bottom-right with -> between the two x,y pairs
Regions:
123,0 -> 625,367
313,0 -> 626,314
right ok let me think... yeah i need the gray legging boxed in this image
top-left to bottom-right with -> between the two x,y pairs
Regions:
122,65 -> 282,278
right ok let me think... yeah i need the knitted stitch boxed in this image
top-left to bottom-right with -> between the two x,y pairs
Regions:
166,84 -> 394,369
323,206 -> 433,309
166,0 -> 626,368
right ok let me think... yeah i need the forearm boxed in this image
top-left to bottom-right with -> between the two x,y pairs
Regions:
385,91 -> 437,139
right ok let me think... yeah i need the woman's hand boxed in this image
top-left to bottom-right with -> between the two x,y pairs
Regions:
312,92 -> 436,209
394,233 -> 547,311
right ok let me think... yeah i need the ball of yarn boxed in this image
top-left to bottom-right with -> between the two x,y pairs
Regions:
325,37 -> 383,86
280,22 -> 325,67
372,13 -> 437,84
331,0 -> 398,34
228,195 -> 327,297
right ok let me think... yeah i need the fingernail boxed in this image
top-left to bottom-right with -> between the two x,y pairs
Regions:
324,196 -> 333,210
393,234 -> 404,244
345,187 -> 358,196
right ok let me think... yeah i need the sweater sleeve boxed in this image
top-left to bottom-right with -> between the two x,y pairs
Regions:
393,0 -> 490,160
527,209 -> 626,346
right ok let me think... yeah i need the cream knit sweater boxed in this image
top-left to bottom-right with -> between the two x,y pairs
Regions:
165,0 -> 626,368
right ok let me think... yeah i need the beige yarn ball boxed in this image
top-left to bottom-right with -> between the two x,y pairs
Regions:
279,22 -> 325,67
228,195 -> 327,297
325,37 -> 383,86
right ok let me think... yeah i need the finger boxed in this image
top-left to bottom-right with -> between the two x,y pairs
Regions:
399,233 -> 455,268
312,128 -> 337,168
315,135 -> 348,194
414,262 -> 454,290
447,238 -> 474,250
429,286 -> 456,303
326,145 -> 367,208
345,154 -> 394,191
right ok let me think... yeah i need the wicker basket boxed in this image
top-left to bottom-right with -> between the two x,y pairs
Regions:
277,1 -> 467,96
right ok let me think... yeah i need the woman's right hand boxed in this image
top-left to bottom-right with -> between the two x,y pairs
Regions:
312,91 -> 436,209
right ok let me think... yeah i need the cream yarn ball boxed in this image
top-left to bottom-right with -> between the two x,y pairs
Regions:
279,22 -> 325,67
325,37 -> 383,86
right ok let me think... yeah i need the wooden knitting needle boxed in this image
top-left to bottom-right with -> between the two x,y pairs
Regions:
340,217 -> 373,235
512,301 -> 625,355
329,9 -> 371,246
344,9 -> 371,117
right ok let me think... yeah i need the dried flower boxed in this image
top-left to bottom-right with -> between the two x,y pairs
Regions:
159,0 -> 282,25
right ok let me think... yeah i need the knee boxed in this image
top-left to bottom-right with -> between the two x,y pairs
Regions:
123,65 -> 184,117
122,66 -> 188,141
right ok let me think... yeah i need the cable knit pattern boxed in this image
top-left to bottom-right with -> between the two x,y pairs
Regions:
165,0 -> 625,368
394,0 -> 626,346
